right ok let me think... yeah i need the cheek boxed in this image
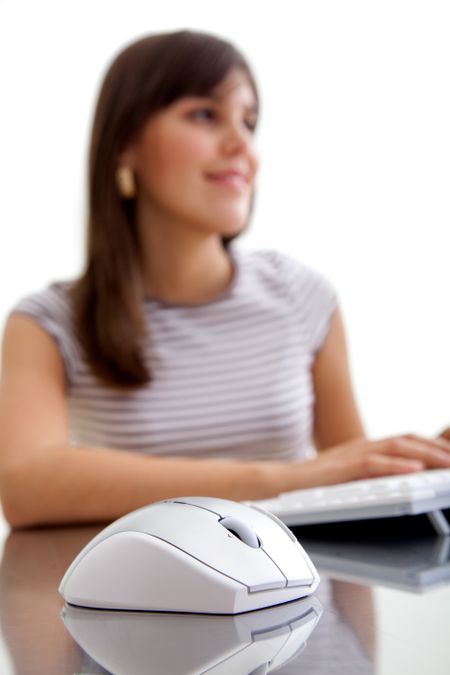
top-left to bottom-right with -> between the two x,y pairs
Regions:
137,128 -> 208,186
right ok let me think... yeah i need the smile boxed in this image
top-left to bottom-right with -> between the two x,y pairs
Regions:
205,171 -> 250,192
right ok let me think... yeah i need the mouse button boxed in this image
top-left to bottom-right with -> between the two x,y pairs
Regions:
176,501 -> 315,589
264,534 -> 317,589
245,517 -> 316,587
114,502 -> 182,536
128,503 -> 286,592
159,512 -> 285,591
79,503 -> 167,552
121,501 -> 213,541
265,534 -> 316,588
247,504 -> 298,543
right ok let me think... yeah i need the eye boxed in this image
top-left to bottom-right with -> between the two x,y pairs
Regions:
186,106 -> 258,133
244,116 -> 258,133
188,107 -> 216,122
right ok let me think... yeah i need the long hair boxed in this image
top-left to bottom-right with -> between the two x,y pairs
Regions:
72,30 -> 259,387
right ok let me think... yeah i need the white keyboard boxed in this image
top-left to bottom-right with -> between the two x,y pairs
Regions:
249,469 -> 450,536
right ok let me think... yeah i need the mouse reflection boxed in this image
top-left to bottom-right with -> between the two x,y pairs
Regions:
62,596 -> 322,674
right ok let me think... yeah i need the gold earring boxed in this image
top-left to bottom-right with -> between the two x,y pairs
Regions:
116,166 -> 136,199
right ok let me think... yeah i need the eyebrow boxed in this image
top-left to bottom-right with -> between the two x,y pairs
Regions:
191,92 -> 258,114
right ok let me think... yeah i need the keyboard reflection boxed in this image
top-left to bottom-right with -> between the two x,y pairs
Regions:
300,534 -> 450,593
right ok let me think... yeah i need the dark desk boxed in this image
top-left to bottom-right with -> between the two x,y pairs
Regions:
0,524 -> 449,674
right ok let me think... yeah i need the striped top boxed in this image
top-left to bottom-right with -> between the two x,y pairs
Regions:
12,248 -> 337,461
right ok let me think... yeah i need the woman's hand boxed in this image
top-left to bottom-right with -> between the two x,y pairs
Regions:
307,308 -> 450,489
284,434 -> 450,491
439,427 -> 450,442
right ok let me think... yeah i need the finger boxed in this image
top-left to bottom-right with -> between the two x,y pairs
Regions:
438,427 -> 450,442
403,433 -> 450,453
354,453 -> 425,480
327,453 -> 424,484
378,437 -> 450,469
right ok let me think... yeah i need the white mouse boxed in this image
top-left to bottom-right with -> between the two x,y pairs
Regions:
59,496 -> 320,614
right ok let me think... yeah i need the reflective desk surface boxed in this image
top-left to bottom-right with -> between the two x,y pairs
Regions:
1,521 -> 450,675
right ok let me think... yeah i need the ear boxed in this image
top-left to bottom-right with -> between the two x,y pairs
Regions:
118,151 -> 134,169
117,141 -> 137,169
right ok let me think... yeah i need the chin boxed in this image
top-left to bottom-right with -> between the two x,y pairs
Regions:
215,207 -> 252,237
216,221 -> 248,241
190,202 -> 252,239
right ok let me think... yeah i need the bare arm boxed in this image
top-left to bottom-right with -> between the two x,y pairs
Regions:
313,308 -> 366,448
1,313 -> 449,529
0,316 -> 289,527
309,308 -> 450,479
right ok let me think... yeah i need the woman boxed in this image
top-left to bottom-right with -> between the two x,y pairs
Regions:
0,30 -> 449,528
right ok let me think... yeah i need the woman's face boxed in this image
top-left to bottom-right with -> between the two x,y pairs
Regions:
123,67 -> 259,237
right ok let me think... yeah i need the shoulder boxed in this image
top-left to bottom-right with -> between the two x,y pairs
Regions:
11,281 -> 74,321
8,281 -> 79,384
235,248 -> 338,354
236,247 -> 336,301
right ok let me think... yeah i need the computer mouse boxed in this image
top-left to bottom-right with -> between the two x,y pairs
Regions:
59,496 -> 320,614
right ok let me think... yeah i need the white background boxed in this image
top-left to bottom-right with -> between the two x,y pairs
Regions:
0,1 -> 449,673
1,0 -> 448,439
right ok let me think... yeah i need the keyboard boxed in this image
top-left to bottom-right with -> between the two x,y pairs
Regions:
249,469 -> 450,536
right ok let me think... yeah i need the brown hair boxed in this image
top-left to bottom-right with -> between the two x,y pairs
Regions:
72,30 -> 259,387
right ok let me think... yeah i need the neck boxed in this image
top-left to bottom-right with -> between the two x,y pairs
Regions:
136,205 -> 234,306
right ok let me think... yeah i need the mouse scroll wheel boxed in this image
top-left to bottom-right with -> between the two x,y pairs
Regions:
219,516 -> 261,548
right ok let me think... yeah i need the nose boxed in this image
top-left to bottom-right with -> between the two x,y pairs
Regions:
220,122 -> 258,179
221,121 -> 255,157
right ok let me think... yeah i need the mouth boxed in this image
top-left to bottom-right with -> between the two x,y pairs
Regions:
205,170 -> 250,192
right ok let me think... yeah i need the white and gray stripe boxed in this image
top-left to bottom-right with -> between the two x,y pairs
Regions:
11,248 -> 337,461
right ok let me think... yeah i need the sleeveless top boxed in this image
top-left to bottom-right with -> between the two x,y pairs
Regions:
11,248 -> 337,461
